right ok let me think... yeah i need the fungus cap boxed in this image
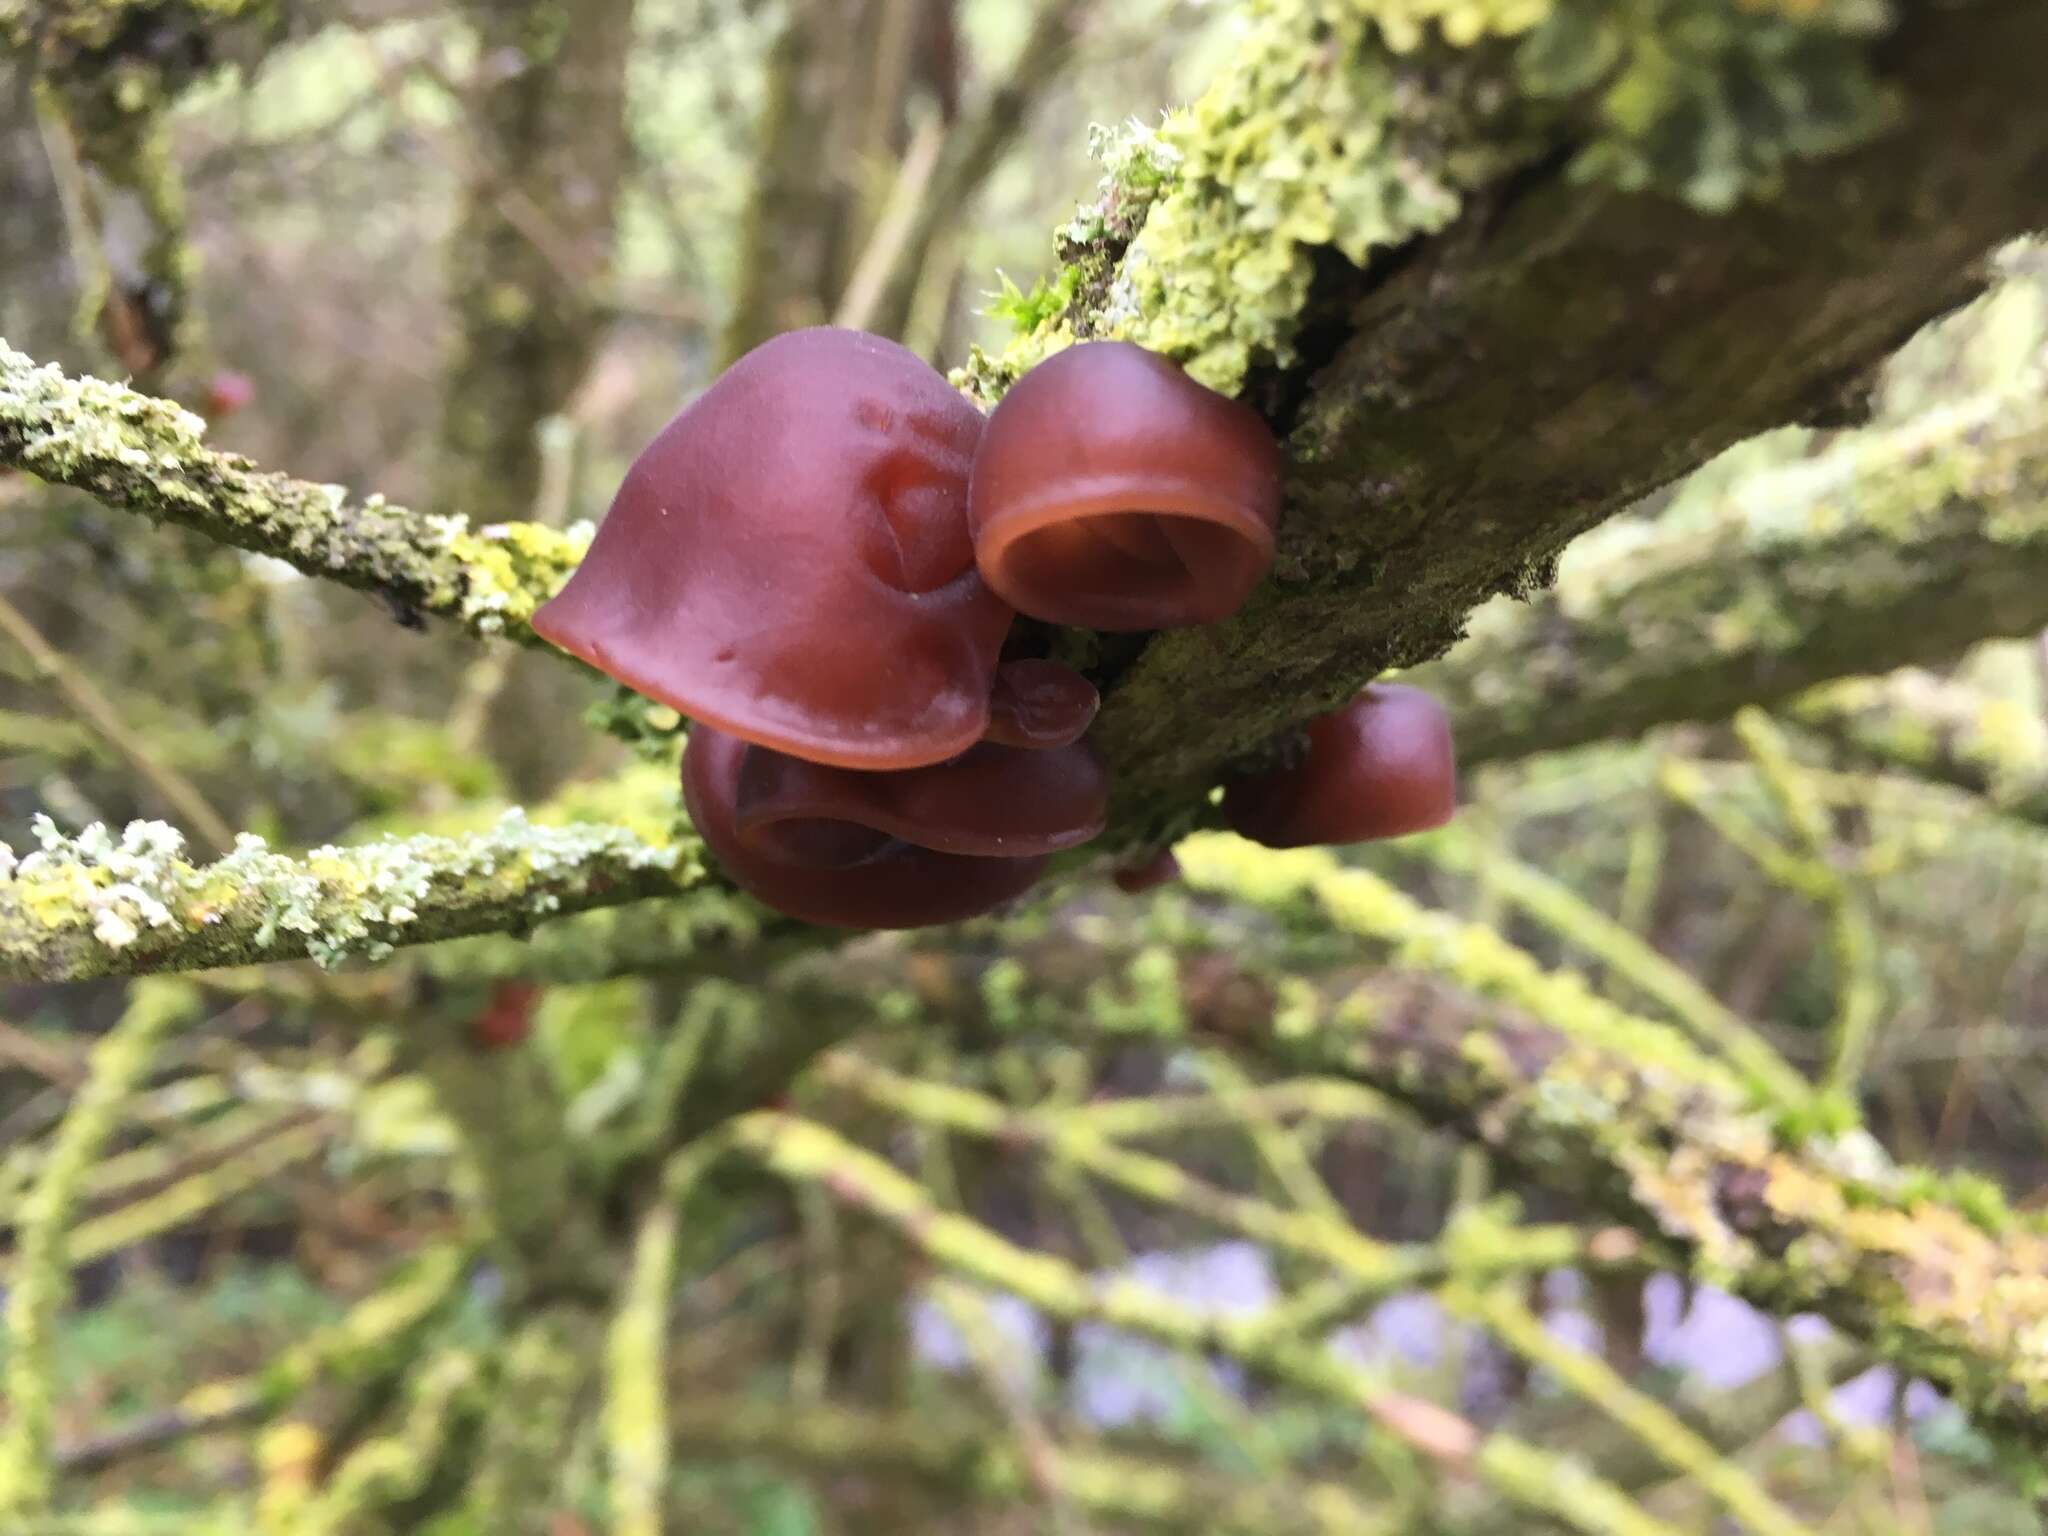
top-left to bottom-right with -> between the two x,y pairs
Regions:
968,341 -> 1284,631
534,328 -> 1013,770
683,726 -> 1053,929
1222,684 -> 1457,849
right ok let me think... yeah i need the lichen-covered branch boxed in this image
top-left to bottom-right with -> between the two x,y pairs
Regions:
1412,272 -> 2048,767
1161,840 -> 2048,1456
53,1243 -> 471,1479
734,1109 -> 1704,1536
0,809 -> 694,982
1037,0 -> 2048,839
780,838 -> 2048,1454
664,1394 -> 1397,1534
0,343 -> 587,643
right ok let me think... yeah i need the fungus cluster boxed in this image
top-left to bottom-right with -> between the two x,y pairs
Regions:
536,328 -> 1457,929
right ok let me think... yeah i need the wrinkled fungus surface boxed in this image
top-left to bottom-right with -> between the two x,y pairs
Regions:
683,727 -> 1051,929
1223,684 -> 1457,848
535,328 -> 1013,770
969,341 -> 1283,630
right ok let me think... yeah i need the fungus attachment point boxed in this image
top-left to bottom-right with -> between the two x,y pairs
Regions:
1222,684 -> 1457,849
684,726 -> 1105,929
534,328 -> 1013,770
982,658 -> 1099,750
969,341 -> 1284,630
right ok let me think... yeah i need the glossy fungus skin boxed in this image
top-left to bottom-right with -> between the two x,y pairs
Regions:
982,658 -> 1099,749
683,726 -> 1065,928
1112,849 -> 1182,895
1222,684 -> 1457,849
534,328 -> 1013,770
969,341 -> 1285,630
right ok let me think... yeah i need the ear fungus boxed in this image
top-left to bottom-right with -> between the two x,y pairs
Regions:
682,726 -> 1103,928
533,328 -> 1014,770
968,341 -> 1284,630
1112,850 -> 1182,895
982,658 -> 1099,750
1222,684 -> 1457,849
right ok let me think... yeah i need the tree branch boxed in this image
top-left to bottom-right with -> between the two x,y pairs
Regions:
0,808 -> 694,982
665,1393 -> 1396,1535
0,343 -> 586,645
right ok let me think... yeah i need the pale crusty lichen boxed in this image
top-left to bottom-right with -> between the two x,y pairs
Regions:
0,344 -> 588,645
0,808 -> 694,981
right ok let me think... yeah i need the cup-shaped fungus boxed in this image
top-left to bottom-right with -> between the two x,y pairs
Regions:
683,725 -> 1107,928
534,328 -> 1013,770
1222,684 -> 1457,849
968,341 -> 1284,630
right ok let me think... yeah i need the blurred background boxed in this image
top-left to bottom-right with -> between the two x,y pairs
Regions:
4,3 -> 2048,1532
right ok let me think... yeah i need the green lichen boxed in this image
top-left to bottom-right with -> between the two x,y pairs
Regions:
1520,0 -> 1891,211
961,0 -> 1897,404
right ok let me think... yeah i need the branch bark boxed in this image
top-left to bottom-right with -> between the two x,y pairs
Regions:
1410,295 -> 2048,767
0,342 -> 585,644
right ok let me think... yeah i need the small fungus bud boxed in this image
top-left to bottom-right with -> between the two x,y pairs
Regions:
981,658 -> 1100,750
470,981 -> 541,1051
1112,849 -> 1182,895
